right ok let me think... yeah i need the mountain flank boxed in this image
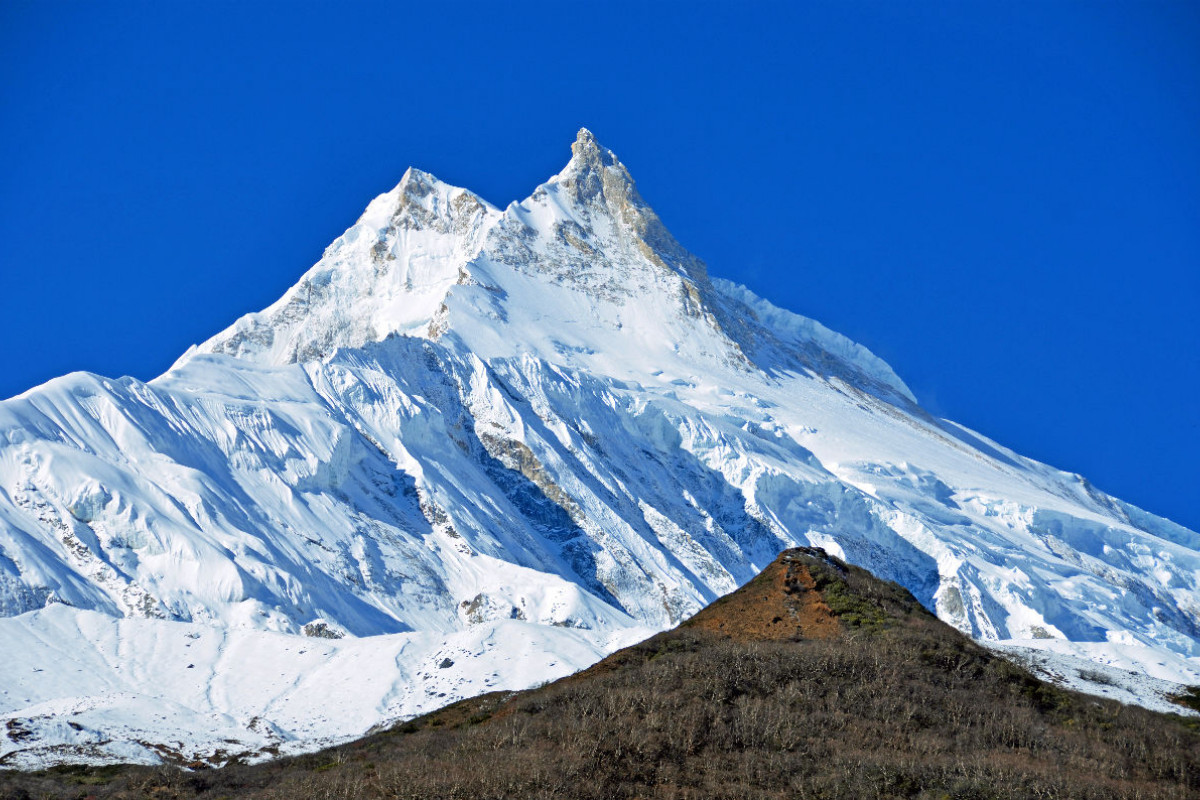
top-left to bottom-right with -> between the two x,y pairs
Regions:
5,548 -> 1198,799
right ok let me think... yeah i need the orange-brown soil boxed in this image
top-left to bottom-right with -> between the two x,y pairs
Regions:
682,553 -> 841,641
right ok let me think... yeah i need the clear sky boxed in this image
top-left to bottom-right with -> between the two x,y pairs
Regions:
2,1 -> 1197,530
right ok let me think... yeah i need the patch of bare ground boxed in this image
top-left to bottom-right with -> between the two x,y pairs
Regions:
682,553 -> 841,641
3,548 -> 1198,799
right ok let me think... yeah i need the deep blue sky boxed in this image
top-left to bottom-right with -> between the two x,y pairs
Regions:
2,2 -> 1197,530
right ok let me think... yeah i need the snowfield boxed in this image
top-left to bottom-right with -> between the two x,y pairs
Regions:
2,130 -> 1197,767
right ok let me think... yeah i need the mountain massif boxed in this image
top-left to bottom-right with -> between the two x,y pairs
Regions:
1,130 -> 1197,766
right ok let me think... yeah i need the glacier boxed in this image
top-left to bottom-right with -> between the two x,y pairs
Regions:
1,129 -> 1197,767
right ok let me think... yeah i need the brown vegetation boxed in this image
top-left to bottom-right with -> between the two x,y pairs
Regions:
3,547 -> 1199,799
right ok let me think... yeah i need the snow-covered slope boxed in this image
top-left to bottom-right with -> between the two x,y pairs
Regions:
2,130 -> 1197,767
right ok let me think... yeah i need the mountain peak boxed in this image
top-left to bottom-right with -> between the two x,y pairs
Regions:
568,127 -> 615,170
540,129 -> 709,287
180,131 -> 915,400
552,127 -> 635,208
573,125 -> 598,147
395,165 -> 439,197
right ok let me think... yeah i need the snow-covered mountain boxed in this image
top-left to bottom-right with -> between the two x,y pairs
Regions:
2,129 -> 1197,767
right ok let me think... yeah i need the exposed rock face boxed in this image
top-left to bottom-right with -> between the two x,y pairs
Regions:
302,621 -> 344,639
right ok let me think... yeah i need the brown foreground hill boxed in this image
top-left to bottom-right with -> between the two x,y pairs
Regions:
3,547 -> 1199,799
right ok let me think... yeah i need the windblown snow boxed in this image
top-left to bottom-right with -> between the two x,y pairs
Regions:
2,129 -> 1198,767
